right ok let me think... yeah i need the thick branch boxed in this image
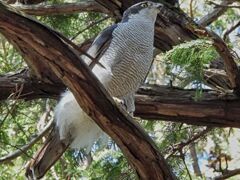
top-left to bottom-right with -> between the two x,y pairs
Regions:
1,71 -> 240,128
211,32 -> 240,95
135,85 -> 240,128
0,3 -> 175,179
0,69 -> 64,100
13,1 -> 110,16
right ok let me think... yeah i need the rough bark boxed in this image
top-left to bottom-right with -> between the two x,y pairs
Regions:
136,85 -> 240,128
0,2 -> 176,179
0,69 -> 64,100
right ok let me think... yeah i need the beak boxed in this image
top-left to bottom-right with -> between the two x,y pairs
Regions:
157,3 -> 163,9
153,2 -> 163,10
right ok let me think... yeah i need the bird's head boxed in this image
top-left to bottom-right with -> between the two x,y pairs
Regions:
122,1 -> 163,23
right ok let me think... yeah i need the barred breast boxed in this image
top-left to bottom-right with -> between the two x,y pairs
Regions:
93,20 -> 155,98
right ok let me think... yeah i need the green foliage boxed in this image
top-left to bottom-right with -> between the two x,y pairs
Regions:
0,36 -> 25,74
38,12 -> 112,42
163,39 -> 218,99
0,99 -> 55,178
82,150 -> 136,179
164,39 -> 218,84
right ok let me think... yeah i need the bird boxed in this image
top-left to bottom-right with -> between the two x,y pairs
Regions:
26,1 -> 162,179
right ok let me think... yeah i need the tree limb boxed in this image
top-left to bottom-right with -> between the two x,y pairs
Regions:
223,20 -> 240,41
1,70 -> 240,128
198,0 -> 236,26
135,85 -> 240,128
208,1 -> 240,9
13,1 -> 110,16
214,168 -> 240,180
0,69 -> 64,101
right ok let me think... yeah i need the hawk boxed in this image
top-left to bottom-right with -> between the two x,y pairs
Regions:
26,1 -> 162,179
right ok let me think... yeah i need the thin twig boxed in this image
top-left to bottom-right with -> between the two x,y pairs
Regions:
0,114 -> 53,164
207,1 -> 240,9
71,16 -> 110,40
166,127 -> 213,159
180,150 -> 193,180
189,0 -> 194,19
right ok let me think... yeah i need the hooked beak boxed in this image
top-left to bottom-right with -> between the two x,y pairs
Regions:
153,2 -> 163,11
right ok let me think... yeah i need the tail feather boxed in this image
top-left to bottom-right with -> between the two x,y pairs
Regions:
25,129 -> 71,179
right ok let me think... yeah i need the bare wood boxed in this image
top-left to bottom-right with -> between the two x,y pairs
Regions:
0,2 -> 176,179
26,128 -> 71,179
211,32 -> 240,95
13,1 -> 110,16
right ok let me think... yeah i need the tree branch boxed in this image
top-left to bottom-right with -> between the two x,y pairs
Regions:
1,70 -> 240,128
198,0 -> 236,26
13,1 -> 110,16
165,127 -> 212,159
223,20 -> 240,41
135,85 -> 240,128
214,168 -> 240,180
0,69 -> 65,101
208,1 -> 240,9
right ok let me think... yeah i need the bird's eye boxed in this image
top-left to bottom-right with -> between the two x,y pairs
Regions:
141,3 -> 148,8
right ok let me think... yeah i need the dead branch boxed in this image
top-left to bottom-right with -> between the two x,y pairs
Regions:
13,1 -> 110,16
136,85 -> 240,128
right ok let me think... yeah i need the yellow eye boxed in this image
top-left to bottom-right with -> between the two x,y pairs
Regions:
141,3 -> 148,8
